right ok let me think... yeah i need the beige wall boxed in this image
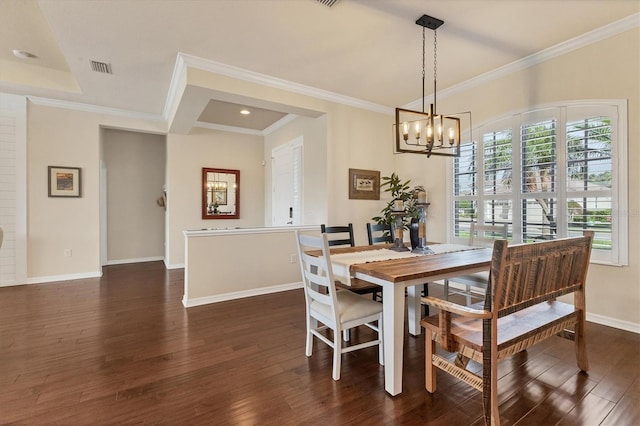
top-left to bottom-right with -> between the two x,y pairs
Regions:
27,103 -> 165,280
184,68 -> 397,246
183,227 -> 317,305
166,128 -> 265,266
103,128 -> 166,263
325,103 -> 397,245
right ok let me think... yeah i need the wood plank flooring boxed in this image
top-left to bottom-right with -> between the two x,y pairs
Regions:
1,261 -> 638,425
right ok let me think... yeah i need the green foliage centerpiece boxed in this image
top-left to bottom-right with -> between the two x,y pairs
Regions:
372,173 -> 419,229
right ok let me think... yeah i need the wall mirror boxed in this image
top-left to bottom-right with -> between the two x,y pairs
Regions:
202,168 -> 240,219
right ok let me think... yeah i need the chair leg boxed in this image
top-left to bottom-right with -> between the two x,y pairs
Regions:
425,328 -> 437,392
482,319 -> 500,426
377,314 -> 384,366
423,283 -> 430,316
444,279 -> 450,301
305,322 -> 313,357
333,331 -> 342,381
575,313 -> 589,371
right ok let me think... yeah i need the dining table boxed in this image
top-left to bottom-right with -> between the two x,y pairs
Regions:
327,243 -> 494,396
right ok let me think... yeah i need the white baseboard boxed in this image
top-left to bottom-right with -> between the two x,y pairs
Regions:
105,256 -> 164,265
182,281 -> 303,308
27,271 -> 103,285
165,261 -> 185,270
587,312 -> 640,334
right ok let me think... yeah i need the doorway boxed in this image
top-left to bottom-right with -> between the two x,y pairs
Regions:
100,128 -> 166,266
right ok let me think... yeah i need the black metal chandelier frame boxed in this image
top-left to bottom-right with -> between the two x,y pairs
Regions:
394,14 -> 469,158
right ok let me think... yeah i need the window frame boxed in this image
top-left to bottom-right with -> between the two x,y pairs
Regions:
447,100 -> 628,266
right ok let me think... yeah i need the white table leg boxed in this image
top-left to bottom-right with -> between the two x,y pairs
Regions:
406,286 -> 422,336
383,282 -> 406,396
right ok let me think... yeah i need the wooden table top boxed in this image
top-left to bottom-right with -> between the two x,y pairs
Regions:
322,243 -> 493,283
345,245 -> 493,284
308,242 -> 494,284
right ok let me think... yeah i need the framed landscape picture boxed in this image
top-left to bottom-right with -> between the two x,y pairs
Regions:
348,168 -> 380,200
48,166 -> 81,198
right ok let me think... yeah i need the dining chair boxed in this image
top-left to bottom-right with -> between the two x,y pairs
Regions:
366,222 -> 394,245
443,222 -> 508,304
320,223 -> 381,302
320,223 -> 355,247
295,231 -> 383,381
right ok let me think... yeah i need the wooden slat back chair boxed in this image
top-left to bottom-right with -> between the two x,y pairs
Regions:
295,231 -> 383,381
366,222 -> 395,245
321,223 -> 381,302
320,223 -> 355,247
421,231 -> 593,426
443,222 -> 508,305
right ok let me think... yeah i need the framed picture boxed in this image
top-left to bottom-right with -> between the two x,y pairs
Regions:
349,168 -> 380,200
48,166 -> 81,198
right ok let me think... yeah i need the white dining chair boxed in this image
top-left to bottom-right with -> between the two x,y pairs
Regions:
295,231 -> 383,381
443,222 -> 508,304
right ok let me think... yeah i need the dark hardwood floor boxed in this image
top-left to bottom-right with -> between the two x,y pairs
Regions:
1,261 -> 638,425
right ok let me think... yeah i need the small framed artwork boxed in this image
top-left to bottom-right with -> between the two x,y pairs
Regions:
48,166 -> 82,198
349,168 -> 380,200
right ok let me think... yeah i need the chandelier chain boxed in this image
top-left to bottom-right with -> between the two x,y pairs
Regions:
433,29 -> 438,112
421,26 -> 425,113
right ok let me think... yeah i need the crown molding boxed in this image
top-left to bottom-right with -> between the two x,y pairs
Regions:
405,12 -> 640,110
163,53 -> 188,123
174,52 -> 393,116
28,96 -> 165,123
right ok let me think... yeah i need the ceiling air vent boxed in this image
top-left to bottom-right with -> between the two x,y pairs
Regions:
89,60 -> 112,74
315,0 -> 340,7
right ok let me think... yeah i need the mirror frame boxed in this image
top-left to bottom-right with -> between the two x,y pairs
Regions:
202,167 -> 240,219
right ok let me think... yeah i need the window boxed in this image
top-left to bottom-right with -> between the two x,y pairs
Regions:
452,101 -> 627,265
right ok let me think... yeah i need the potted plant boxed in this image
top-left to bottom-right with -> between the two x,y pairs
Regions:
372,173 -> 419,230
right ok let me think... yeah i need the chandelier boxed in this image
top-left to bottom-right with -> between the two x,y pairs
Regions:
394,14 -> 470,157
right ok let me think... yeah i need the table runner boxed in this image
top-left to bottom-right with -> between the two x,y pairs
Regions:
331,244 -> 477,285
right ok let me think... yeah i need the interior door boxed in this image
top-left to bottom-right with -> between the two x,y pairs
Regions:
271,138 -> 303,226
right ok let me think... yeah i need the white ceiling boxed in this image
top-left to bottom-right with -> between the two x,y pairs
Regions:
1,0 -> 638,132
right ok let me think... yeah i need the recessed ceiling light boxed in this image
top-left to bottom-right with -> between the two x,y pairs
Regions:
12,49 -> 38,59
240,109 -> 251,115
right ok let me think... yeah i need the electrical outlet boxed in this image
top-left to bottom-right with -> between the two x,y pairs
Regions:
290,254 -> 298,264
64,249 -> 72,257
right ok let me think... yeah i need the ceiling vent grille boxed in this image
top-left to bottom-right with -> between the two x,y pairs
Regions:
315,0 -> 340,7
89,60 -> 112,74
